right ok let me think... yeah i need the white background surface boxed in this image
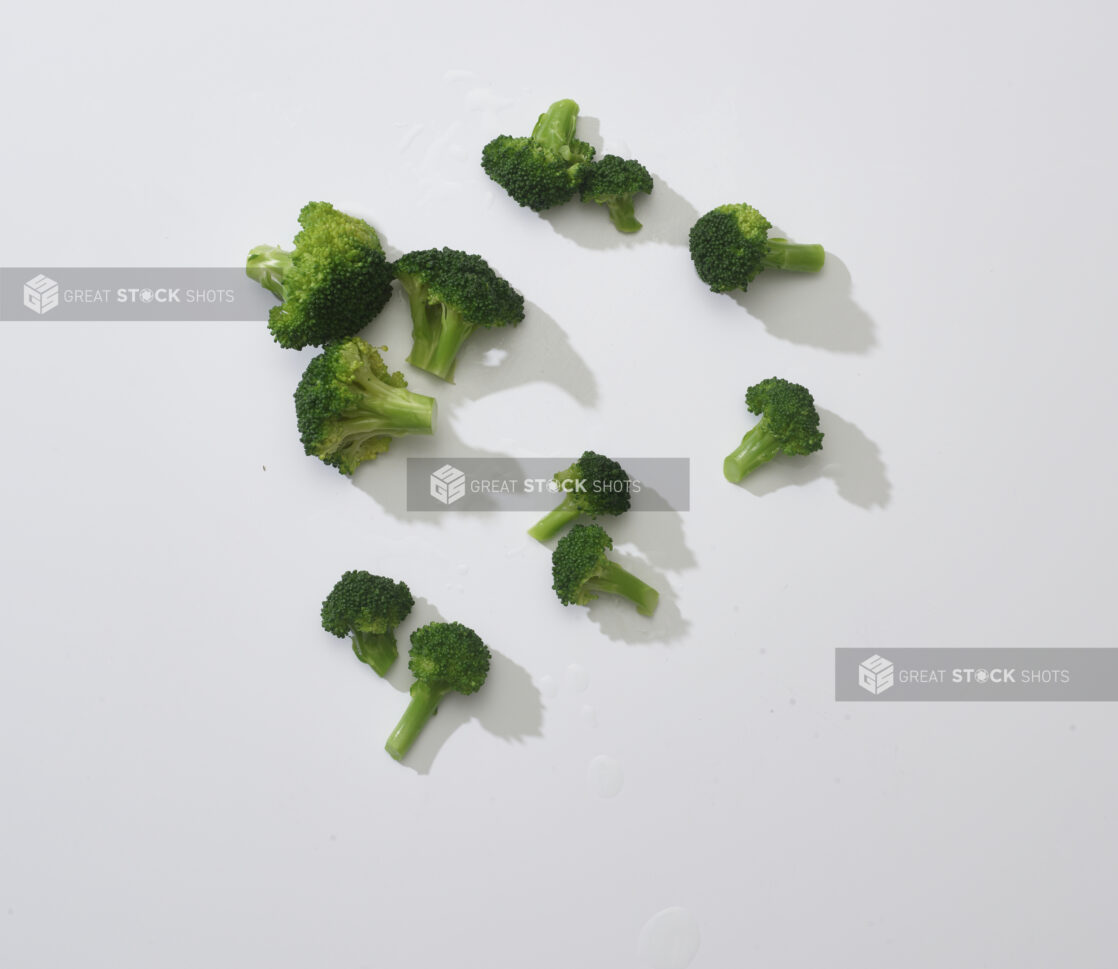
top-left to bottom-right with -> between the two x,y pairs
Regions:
2,1 -> 1117,966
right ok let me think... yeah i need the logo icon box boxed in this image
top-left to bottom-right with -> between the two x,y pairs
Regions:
430,464 -> 466,505
858,654 -> 894,695
24,274 -> 59,315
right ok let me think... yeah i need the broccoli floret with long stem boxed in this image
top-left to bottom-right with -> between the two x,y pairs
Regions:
294,336 -> 436,475
689,203 -> 825,293
394,247 -> 525,382
580,155 -> 653,233
385,621 -> 491,762
551,523 -> 659,617
481,99 -> 597,212
528,451 -> 632,543
724,378 -> 823,483
246,202 -> 395,349
320,571 -> 415,676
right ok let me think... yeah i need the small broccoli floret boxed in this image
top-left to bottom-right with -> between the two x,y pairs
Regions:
385,621 -> 491,762
528,451 -> 632,543
246,202 -> 395,349
688,203 -> 825,293
481,99 -> 597,212
551,523 -> 659,617
724,378 -> 823,483
320,571 -> 415,676
394,247 -> 525,382
580,155 -> 653,233
294,336 -> 436,475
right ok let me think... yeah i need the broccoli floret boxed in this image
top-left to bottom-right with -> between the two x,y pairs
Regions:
481,99 -> 596,212
246,202 -> 395,349
551,523 -> 659,617
528,451 -> 632,543
394,247 -> 525,382
294,336 -> 436,475
385,621 -> 491,762
580,155 -> 653,233
688,203 -> 825,293
320,571 -> 415,676
724,378 -> 823,482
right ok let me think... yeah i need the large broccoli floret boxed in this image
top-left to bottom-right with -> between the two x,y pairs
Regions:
580,155 -> 653,233
528,451 -> 632,543
385,621 -> 492,762
246,202 -> 395,349
294,336 -> 436,475
320,571 -> 415,676
551,523 -> 659,617
688,203 -> 825,293
481,99 -> 597,212
724,378 -> 823,483
394,247 -> 525,382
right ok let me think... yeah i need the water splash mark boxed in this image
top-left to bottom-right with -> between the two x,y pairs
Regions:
587,754 -> 623,797
638,907 -> 700,969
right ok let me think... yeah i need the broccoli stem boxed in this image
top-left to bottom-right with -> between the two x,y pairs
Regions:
527,494 -> 583,543
723,427 -> 782,482
350,371 -> 436,435
385,680 -> 448,761
404,295 -> 473,382
245,244 -> 294,298
586,561 -> 660,617
762,239 -> 826,273
605,198 -> 642,234
531,99 -> 580,154
351,630 -> 398,676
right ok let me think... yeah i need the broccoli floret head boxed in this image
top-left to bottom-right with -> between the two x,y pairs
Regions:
246,201 -> 395,349
294,336 -> 436,475
688,203 -> 825,293
395,247 -> 525,382
723,377 -> 824,483
481,99 -> 596,212
320,570 -> 415,676
551,523 -> 659,617
580,155 -> 653,233
385,621 -> 492,761
527,451 -> 633,542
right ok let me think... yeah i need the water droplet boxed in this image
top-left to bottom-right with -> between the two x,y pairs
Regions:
638,907 -> 700,969
538,675 -> 557,698
567,664 -> 589,693
456,563 -> 470,574
587,755 -> 623,797
580,704 -> 596,727
396,123 -> 424,152
480,348 -> 508,367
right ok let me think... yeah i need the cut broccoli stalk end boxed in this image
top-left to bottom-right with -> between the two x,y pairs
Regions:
762,239 -> 825,273
602,197 -> 642,233
351,630 -> 398,677
246,244 -> 294,299
586,560 -> 660,617
531,99 -> 580,154
723,426 -> 783,482
385,680 -> 449,761
527,495 -> 583,543
349,372 -> 437,436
